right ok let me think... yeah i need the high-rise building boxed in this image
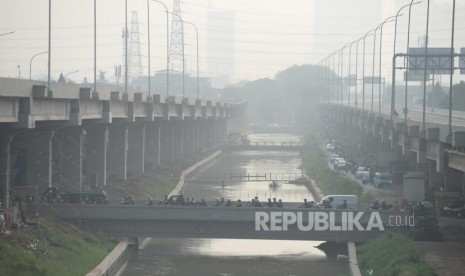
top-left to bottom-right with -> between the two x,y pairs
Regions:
206,9 -> 236,88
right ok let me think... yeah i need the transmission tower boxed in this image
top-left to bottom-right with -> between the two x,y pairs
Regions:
169,0 -> 185,73
122,11 -> 143,81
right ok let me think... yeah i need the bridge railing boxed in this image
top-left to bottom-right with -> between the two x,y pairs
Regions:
186,172 -> 306,183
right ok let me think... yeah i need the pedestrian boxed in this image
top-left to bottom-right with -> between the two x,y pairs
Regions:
392,201 -> 400,212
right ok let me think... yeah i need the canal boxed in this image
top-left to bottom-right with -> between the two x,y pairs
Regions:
118,133 -> 349,276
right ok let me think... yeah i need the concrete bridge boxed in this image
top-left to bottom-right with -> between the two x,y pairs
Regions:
27,203 -> 407,242
0,78 -> 245,207
321,103 -> 465,198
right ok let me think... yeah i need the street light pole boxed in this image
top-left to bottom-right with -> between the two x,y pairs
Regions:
448,0 -> 456,140
151,0 -> 170,99
404,0 -> 419,123
422,0 -> 431,132
391,1 -> 421,121
147,0 -> 151,98
124,0 -> 128,96
348,40 -> 357,107
64,70 -> 80,82
94,0 -> 97,95
47,0 -> 52,97
362,30 -> 375,111
29,51 -> 48,80
0,31 -> 14,37
378,16 -> 397,115
182,20 -> 199,99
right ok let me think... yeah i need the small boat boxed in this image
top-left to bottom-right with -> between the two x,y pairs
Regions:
269,180 -> 280,187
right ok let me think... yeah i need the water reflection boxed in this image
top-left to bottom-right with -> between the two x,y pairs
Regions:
119,133 -> 348,276
120,238 -> 348,276
183,150 -> 312,202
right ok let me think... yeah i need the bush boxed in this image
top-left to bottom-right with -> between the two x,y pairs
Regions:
357,232 -> 436,276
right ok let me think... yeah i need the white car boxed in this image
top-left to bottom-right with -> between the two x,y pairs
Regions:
335,160 -> 347,170
356,167 -> 367,179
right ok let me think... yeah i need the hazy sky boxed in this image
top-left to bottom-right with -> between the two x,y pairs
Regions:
0,0 -> 463,85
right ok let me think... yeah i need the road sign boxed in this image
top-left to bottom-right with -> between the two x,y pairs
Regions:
403,71 -> 431,82
461,48 -> 465,75
408,47 -> 453,75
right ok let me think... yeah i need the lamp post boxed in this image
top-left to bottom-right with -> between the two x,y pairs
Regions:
340,43 -> 350,106
183,20 -> 200,99
391,1 -> 421,121
64,70 -> 80,82
447,0 -> 456,140
151,0 -> 170,99
354,36 -> 365,108
371,18 -> 395,114
404,0 -> 421,123
378,16 -> 397,115
124,0 -> 128,96
93,0 -> 97,95
348,40 -> 358,107
0,31 -> 14,37
362,29 -> 375,111
29,51 -> 48,80
47,0 -> 52,97
422,0 -> 431,132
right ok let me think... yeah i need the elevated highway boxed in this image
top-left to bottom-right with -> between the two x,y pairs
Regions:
0,78 -> 246,208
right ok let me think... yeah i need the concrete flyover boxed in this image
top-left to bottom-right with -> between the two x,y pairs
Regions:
0,78 -> 246,208
27,203 -> 409,242
320,103 -> 465,201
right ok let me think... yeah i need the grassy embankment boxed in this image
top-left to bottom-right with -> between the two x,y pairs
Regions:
0,217 -> 117,276
301,134 -> 374,203
357,232 -> 436,276
107,168 -> 180,200
0,156 -> 183,275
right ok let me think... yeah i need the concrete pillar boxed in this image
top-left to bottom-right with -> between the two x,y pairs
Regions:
58,127 -> 84,192
198,120 -> 207,152
127,124 -> 146,177
428,160 -> 443,190
85,125 -> 108,188
108,124 -> 128,181
183,121 -> 196,159
194,120 -> 201,154
145,122 -> 161,171
27,130 -> 54,191
160,121 -> 175,164
174,121 -> 184,160
0,132 -> 12,207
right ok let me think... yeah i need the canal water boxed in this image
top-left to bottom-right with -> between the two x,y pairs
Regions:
119,133 -> 349,276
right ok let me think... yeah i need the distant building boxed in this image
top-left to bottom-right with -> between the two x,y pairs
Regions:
131,70 -> 213,98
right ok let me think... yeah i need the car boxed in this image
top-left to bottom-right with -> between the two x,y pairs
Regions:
373,172 -> 392,189
335,160 -> 347,170
329,154 -> 340,164
316,195 -> 358,209
361,171 -> 371,184
356,167 -> 367,179
325,143 -> 335,151
443,200 -> 465,217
